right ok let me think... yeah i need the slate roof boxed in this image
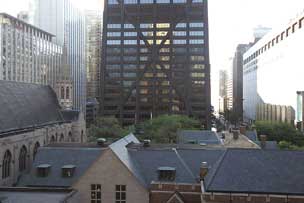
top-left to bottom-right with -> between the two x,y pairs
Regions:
245,131 -> 258,141
205,149 -> 304,195
0,81 -> 63,134
61,110 -> 80,122
18,147 -> 104,187
129,148 -> 225,185
178,130 -> 221,145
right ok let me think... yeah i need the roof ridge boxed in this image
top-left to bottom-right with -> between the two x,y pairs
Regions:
205,149 -> 228,190
172,148 -> 196,182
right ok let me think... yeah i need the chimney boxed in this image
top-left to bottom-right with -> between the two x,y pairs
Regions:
260,135 -> 267,149
200,162 -> 208,180
143,139 -> 151,147
97,138 -> 107,147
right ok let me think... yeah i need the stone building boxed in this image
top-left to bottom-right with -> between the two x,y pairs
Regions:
17,134 -> 304,203
0,80 -> 86,187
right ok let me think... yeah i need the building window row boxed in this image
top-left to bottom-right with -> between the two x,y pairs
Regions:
244,16 -> 304,65
108,0 -> 202,4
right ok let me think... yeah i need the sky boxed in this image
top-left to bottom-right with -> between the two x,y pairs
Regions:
1,0 -> 304,109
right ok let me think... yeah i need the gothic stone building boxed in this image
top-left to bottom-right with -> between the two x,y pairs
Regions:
0,81 -> 86,186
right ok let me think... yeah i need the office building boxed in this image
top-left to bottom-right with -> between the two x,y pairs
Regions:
297,91 -> 304,130
0,13 -> 62,89
85,10 -> 102,101
101,0 -> 211,128
218,69 -> 228,113
243,14 -> 304,122
32,0 -> 86,112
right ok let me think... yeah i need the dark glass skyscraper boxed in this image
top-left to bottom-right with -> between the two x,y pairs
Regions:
101,0 -> 211,128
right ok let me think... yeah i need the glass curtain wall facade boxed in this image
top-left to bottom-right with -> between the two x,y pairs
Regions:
32,0 -> 86,112
101,0 -> 211,127
0,13 -> 62,89
243,14 -> 304,122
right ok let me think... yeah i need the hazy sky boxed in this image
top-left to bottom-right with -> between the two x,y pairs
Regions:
1,0 -> 304,108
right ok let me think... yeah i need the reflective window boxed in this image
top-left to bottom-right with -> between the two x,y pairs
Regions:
125,0 -> 137,4
191,72 -> 205,77
173,31 -> 186,36
159,48 -> 170,53
123,72 -> 136,77
124,48 -> 137,53
189,39 -> 204,44
124,64 -> 137,70
140,24 -> 154,29
173,0 -> 186,3
124,23 -> 135,29
172,47 -> 187,53
189,31 -> 204,36
107,32 -> 121,37
192,0 -> 203,3
190,47 -> 204,53
124,56 -> 137,61
124,32 -> 137,36
173,39 -> 186,44
107,24 -> 121,28
142,31 -> 153,36
108,0 -> 119,4
156,0 -> 170,3
107,40 -> 121,45
140,0 -> 153,3
156,31 -> 168,36
156,23 -> 170,28
123,81 -> 133,87
140,56 -> 148,61
124,40 -> 137,44
191,64 -> 205,69
189,22 -> 204,27
140,48 -> 149,53
190,55 -> 205,61
176,23 -> 187,28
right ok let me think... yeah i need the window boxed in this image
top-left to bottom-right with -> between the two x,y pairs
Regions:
91,184 -> 101,203
61,87 -> 65,99
124,48 -> 137,53
173,31 -> 186,36
189,39 -> 204,44
2,150 -> 12,179
191,55 -> 205,61
124,32 -> 137,37
107,32 -> 121,37
124,40 -> 137,45
173,39 -> 186,44
108,0 -> 119,4
19,146 -> 27,172
191,72 -> 205,77
124,24 -> 135,29
189,22 -> 204,27
140,0 -> 153,3
62,165 -> 76,178
115,185 -> 126,203
107,40 -> 121,45
192,0 -> 203,3
156,0 -> 170,3
107,24 -> 121,29
36,164 -> 51,177
140,23 -> 153,29
191,64 -> 205,70
142,31 -> 153,36
66,87 -> 70,99
159,48 -> 170,53
125,0 -> 137,4
189,31 -> 204,36
107,48 -> 121,54
176,23 -> 187,28
158,167 -> 176,181
156,23 -> 170,28
173,0 -> 186,3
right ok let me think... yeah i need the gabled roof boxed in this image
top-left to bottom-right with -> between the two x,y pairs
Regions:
205,149 -> 304,195
178,130 -> 221,145
0,81 -> 63,134
18,147 -> 104,187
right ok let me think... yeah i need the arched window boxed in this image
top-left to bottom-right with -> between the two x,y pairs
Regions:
2,150 -> 12,179
66,87 -> 70,99
19,146 -> 27,172
68,132 -> 72,142
33,142 -> 40,160
61,87 -> 65,99
50,135 -> 56,143
60,134 -> 64,142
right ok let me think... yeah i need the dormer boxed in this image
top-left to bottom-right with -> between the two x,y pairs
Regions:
158,167 -> 176,181
36,164 -> 51,177
62,165 -> 76,178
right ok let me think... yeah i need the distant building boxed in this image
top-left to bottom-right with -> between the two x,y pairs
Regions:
17,134 -> 304,203
85,10 -> 102,101
297,91 -> 304,131
0,81 -> 86,187
86,98 -> 99,126
243,14 -> 304,122
256,103 -> 295,124
0,13 -> 62,90
32,0 -> 86,113
101,0 -> 211,128
219,70 -> 228,113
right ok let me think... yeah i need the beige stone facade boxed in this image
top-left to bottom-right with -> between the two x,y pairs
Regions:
73,149 -> 149,203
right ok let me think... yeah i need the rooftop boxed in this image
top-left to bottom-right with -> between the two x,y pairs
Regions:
177,130 -> 222,145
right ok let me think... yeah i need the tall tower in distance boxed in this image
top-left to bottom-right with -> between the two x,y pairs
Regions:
101,0 -> 211,128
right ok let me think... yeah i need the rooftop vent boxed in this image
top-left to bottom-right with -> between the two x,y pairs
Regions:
143,139 -> 151,147
97,138 -> 107,146
200,162 -> 208,181
62,165 -> 76,178
158,166 -> 176,181
36,164 -> 51,177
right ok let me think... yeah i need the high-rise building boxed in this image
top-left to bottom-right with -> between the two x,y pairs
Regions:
0,13 -> 62,89
231,44 -> 252,119
297,91 -> 304,130
218,70 -> 228,113
101,0 -> 211,128
32,0 -> 86,112
85,10 -> 102,100
243,13 -> 304,122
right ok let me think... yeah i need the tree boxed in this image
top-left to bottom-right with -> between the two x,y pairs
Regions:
139,115 -> 201,143
88,117 -> 131,141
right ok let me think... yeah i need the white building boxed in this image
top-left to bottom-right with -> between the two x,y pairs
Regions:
243,13 -> 304,122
